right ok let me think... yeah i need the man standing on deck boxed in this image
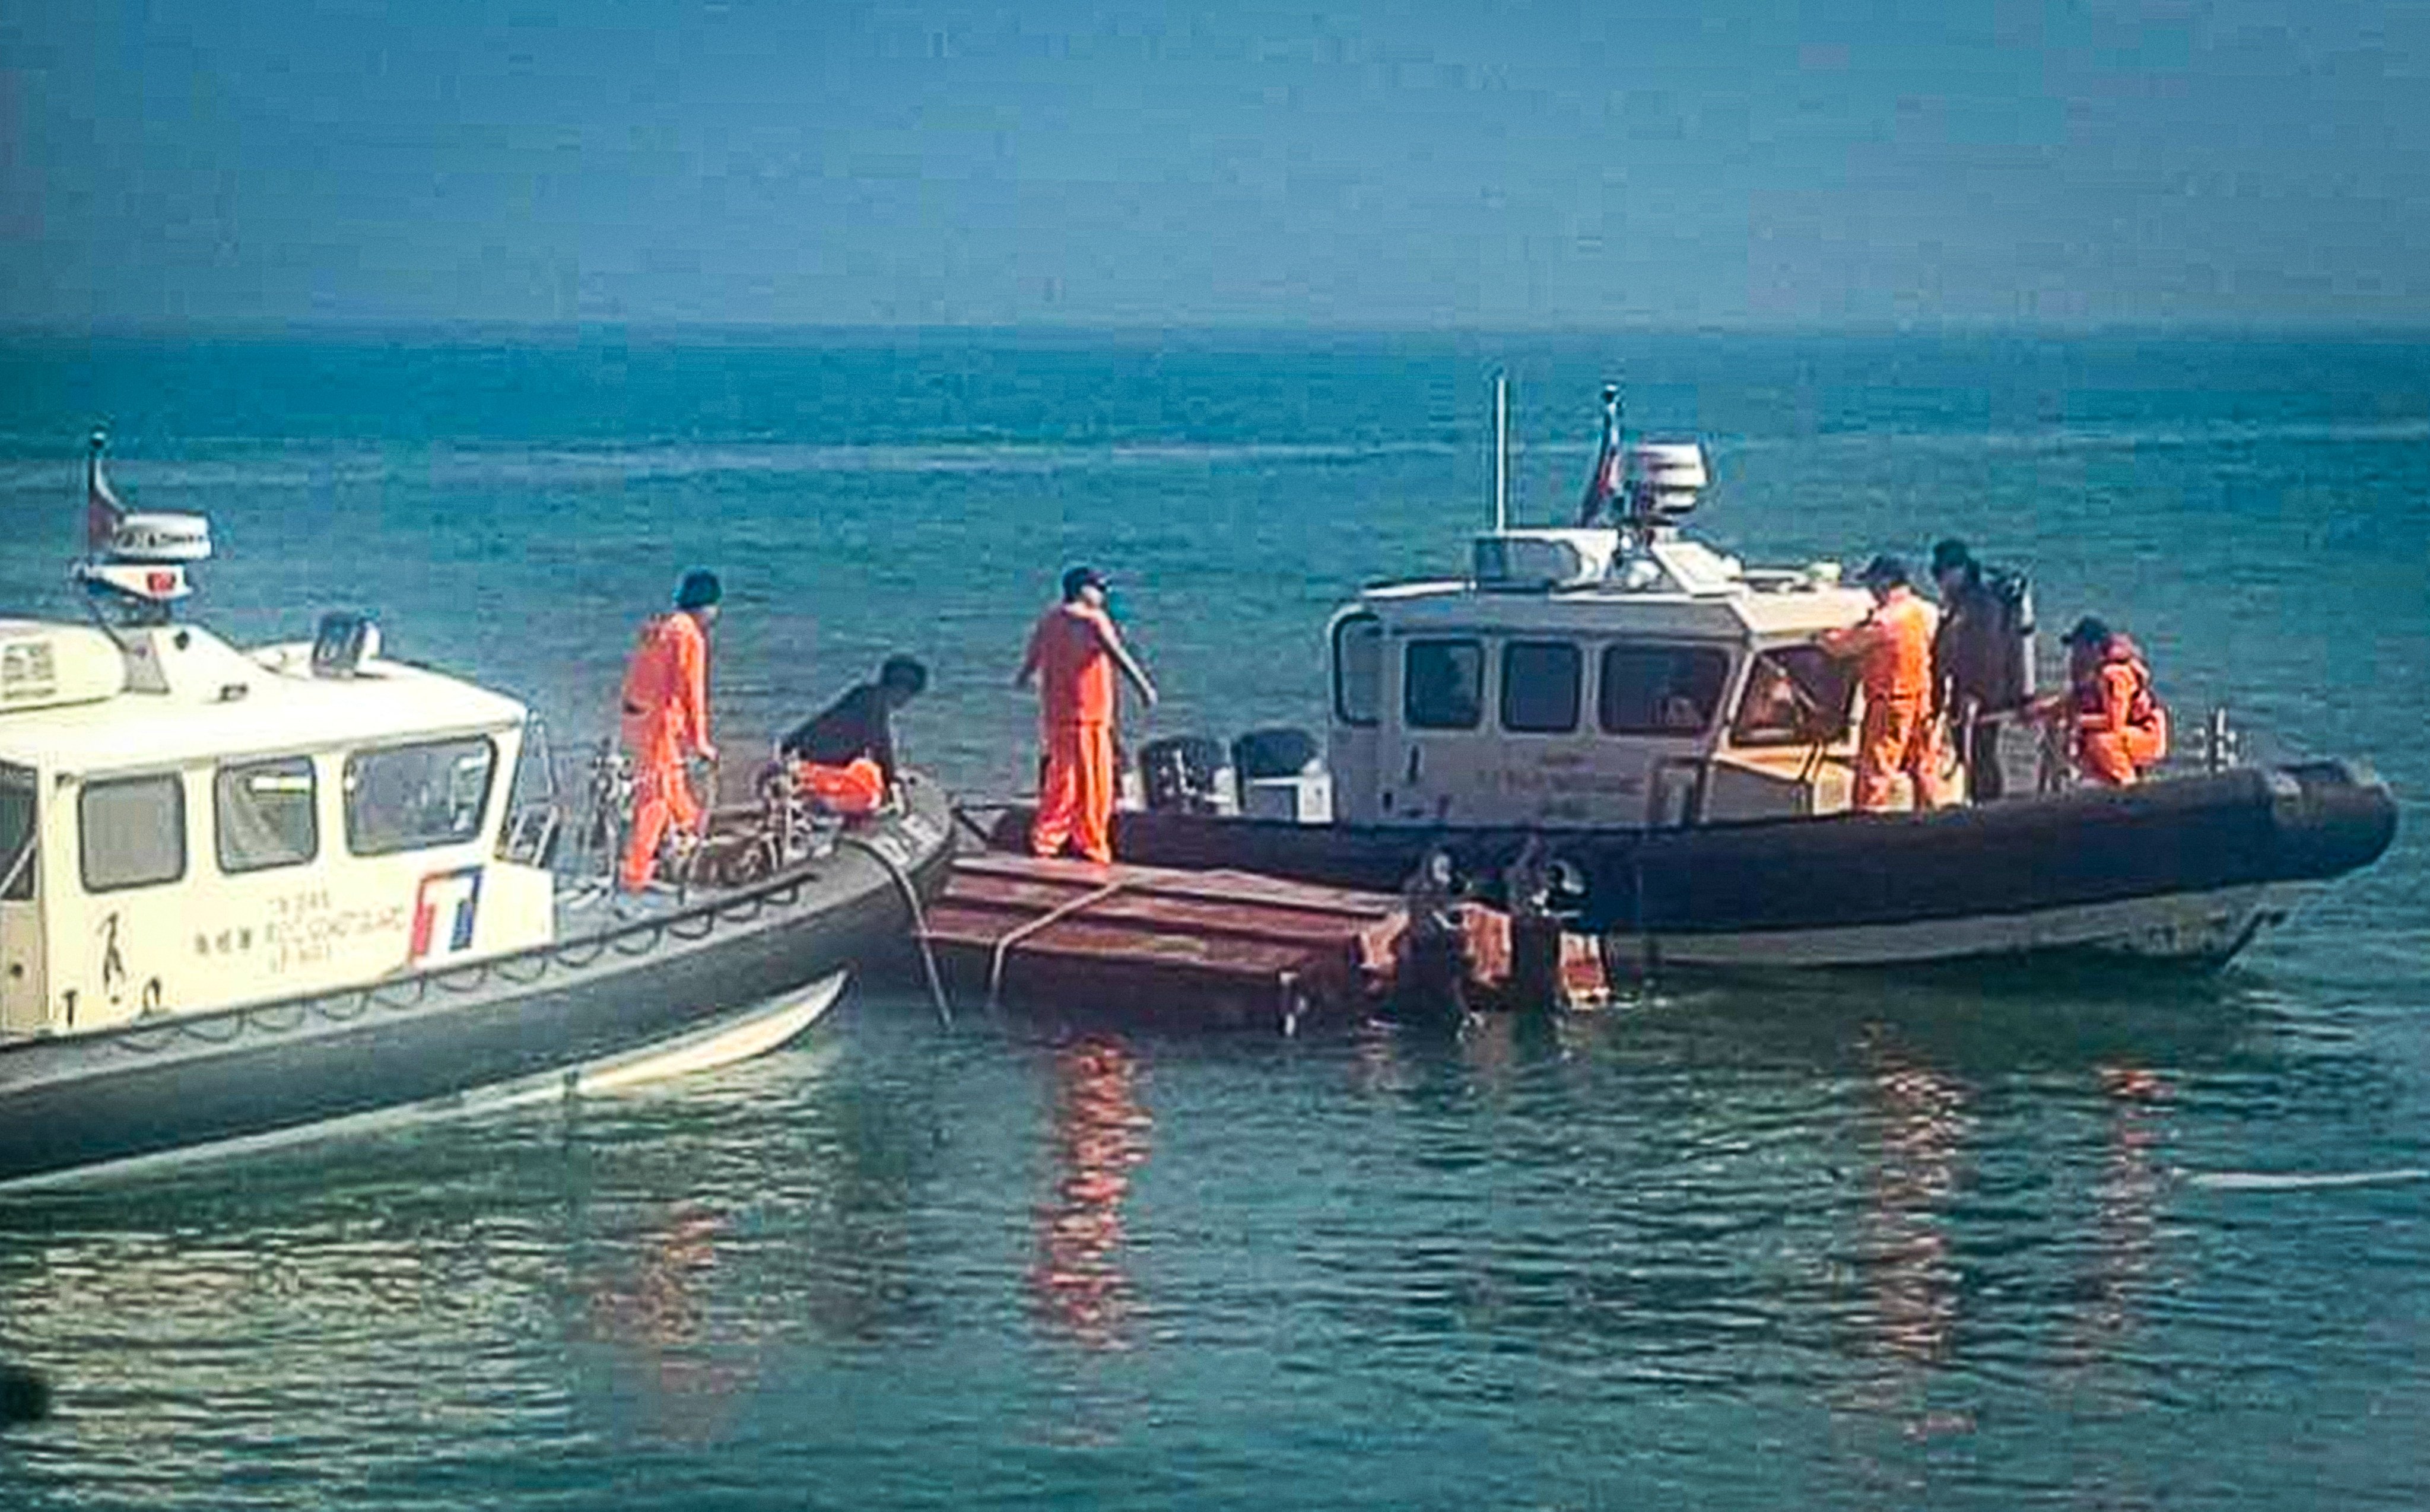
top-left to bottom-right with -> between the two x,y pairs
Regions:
1817,555 -> 1952,813
1930,539 -> 2037,802
619,568 -> 721,891
1017,566 -> 1157,863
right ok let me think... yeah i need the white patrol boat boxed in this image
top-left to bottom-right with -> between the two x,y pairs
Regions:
995,387 -> 2396,971
0,437 -> 952,1190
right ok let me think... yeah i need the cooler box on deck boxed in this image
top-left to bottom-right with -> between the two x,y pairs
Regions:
1243,772 -> 1332,824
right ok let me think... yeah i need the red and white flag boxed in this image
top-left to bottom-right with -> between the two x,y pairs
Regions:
1574,383 -> 1623,526
85,433 -> 124,553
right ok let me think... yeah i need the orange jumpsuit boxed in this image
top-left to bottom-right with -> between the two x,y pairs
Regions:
618,611 -> 711,889
1821,588 -> 1952,812
2072,639 -> 2168,786
1026,604 -> 1120,863
794,757 -> 885,817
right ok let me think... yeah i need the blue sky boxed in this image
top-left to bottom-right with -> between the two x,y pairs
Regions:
4,0 -> 2426,329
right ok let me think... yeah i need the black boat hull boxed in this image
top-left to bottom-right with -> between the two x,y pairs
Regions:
0,779 -> 955,1190
989,763 -> 2396,969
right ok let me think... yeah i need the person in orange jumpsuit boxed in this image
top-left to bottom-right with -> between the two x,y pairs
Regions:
1017,566 -> 1157,863
1817,555 -> 1953,812
2051,617 -> 2169,786
618,569 -> 721,891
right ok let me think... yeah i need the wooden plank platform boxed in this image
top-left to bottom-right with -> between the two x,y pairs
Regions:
921,854 -> 1411,1033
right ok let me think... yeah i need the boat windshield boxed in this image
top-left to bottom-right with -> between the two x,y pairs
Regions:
1,762 -> 33,901
1730,647 -> 1855,748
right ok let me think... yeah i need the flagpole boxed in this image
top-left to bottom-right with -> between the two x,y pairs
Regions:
86,429 -> 116,555
1493,373 -> 1508,533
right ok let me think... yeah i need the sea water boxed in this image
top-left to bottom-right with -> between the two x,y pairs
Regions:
0,329 -> 2425,1509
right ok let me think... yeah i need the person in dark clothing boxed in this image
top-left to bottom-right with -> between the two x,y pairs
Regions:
1930,539 -> 2037,802
779,656 -> 928,815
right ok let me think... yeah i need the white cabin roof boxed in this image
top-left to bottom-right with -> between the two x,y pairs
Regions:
1353,529 -> 1876,643
0,620 -> 526,776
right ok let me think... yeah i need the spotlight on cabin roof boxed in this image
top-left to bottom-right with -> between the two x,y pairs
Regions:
1622,441 -> 1708,529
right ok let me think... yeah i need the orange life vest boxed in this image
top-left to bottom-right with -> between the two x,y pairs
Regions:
1030,605 -> 1116,726
2072,638 -> 2162,735
619,611 -> 710,757
1858,589 -> 1937,704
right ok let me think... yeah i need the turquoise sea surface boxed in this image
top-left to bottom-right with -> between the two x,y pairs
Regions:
0,329 -> 2426,1508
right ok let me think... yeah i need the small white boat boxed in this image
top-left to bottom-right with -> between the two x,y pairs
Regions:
0,438 -> 953,1189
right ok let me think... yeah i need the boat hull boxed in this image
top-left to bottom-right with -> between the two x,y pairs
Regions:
1603,882 -> 2298,970
987,763 -> 2394,970
0,779 -> 954,1190
0,971 -> 850,1195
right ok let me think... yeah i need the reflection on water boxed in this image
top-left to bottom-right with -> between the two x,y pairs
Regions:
580,1203 -> 725,1346
1827,1027 -> 1983,1460
573,1202 -> 754,1445
0,969 -> 2422,1509
1028,1038 -> 1152,1352
1853,1039 -> 1971,1393
2079,1065 -> 2171,1351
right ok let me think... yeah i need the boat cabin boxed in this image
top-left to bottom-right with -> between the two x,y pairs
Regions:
1323,443 -> 1885,831
0,493 -> 554,1040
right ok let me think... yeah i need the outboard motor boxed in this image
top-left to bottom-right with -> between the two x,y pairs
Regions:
1139,735 -> 1232,814
1232,726 -> 1330,823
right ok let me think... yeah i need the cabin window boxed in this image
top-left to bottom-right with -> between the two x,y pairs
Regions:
1729,646 -> 1857,748
79,773 -> 187,893
1500,641 -> 1582,733
1598,645 -> 1732,736
344,738 -> 497,856
1333,614 -> 1382,727
215,757 -> 319,873
1404,639 -> 1484,730
1,763 -> 33,901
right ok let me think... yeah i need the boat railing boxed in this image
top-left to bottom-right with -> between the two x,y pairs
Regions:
496,714 -> 570,870
500,802 -> 561,869
2015,703 -> 2235,793
559,738 -> 633,882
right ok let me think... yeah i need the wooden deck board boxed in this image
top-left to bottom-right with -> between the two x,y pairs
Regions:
920,853 -> 1411,1030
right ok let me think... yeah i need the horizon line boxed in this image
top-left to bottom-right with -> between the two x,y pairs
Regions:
6,315 -> 2430,346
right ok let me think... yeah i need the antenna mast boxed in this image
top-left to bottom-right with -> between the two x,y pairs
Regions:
1492,373 -> 1510,532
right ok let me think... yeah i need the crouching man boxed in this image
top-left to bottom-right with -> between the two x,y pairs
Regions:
779,655 -> 928,817
2041,618 -> 2169,787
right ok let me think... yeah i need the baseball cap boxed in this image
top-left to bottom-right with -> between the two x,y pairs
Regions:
1856,554 -> 1909,589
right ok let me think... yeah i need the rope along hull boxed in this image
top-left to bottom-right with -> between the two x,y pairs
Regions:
0,782 -> 953,1189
